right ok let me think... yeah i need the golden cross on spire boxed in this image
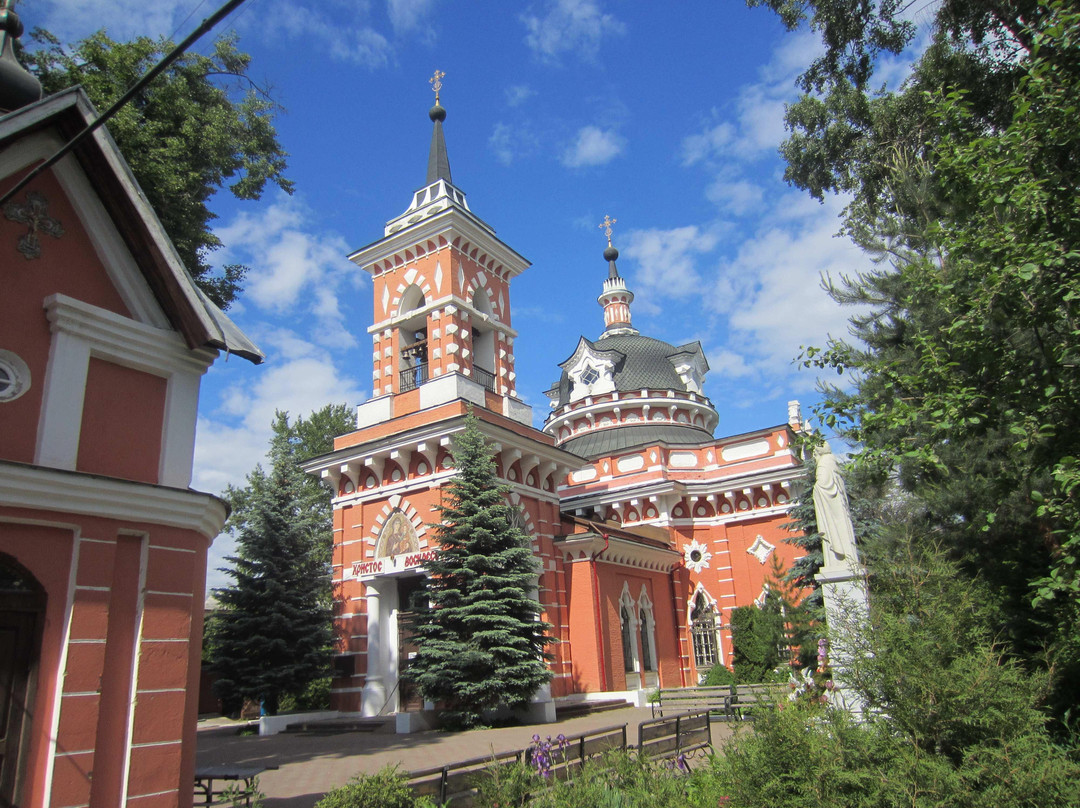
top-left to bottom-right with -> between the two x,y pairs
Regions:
430,69 -> 446,104
599,215 -> 617,247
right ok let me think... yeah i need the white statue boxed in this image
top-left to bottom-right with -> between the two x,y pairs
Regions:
812,443 -> 860,568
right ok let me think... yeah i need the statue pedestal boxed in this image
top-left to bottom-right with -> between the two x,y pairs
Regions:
815,564 -> 870,718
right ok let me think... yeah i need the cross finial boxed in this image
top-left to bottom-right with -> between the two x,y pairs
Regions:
599,215 -> 617,247
430,69 -> 445,104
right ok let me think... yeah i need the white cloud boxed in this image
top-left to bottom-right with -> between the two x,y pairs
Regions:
708,194 -> 867,383
387,0 -> 438,33
31,0 -> 192,41
303,17 -> 394,68
680,122 -> 736,167
561,126 -> 625,167
506,85 -> 536,107
706,177 -> 766,215
213,194 -> 359,346
194,334 -> 367,591
521,0 -> 625,62
622,225 -> 718,301
490,121 -> 538,166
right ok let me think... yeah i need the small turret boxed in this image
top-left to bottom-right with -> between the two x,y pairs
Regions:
596,215 -> 637,337
0,2 -> 42,114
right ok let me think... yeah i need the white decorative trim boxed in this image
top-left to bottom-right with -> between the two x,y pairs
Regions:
683,538 -> 712,573
119,533 -> 150,804
747,535 -> 775,565
45,294 -> 216,376
0,461 -> 227,540
0,349 -> 31,402
41,524 -> 79,807
35,295 -> 213,486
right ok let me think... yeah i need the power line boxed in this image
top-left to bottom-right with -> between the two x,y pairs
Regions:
0,0 -> 250,208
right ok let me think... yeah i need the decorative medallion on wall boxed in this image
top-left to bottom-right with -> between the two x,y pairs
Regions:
0,350 -> 31,402
683,539 -> 712,573
4,191 -> 64,260
747,535 -> 775,565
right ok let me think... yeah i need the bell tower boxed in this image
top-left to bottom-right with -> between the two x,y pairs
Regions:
306,74 -> 581,725
350,71 -> 531,428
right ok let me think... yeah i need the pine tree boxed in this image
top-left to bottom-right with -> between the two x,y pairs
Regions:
208,411 -> 335,715
406,412 -> 553,729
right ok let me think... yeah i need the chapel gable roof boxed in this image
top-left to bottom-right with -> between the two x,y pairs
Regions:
0,87 -> 262,362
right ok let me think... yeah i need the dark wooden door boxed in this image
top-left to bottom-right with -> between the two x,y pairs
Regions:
0,559 -> 44,808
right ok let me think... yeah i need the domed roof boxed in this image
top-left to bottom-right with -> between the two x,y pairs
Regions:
549,333 -> 697,409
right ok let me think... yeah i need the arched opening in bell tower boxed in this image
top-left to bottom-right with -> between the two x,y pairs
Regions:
470,287 -> 496,392
397,285 -> 428,392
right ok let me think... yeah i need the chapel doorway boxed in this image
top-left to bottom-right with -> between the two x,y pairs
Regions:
0,556 -> 45,808
396,575 -> 426,712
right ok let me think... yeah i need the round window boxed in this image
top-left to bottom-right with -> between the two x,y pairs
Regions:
0,351 -> 31,402
689,549 -> 703,563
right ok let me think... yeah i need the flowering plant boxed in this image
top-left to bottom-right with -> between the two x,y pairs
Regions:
525,733 -> 569,780
787,637 -> 834,706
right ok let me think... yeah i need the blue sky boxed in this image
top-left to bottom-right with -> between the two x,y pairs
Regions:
27,0 -> 926,588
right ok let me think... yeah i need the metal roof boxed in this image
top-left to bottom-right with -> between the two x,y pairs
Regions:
560,423 -> 714,457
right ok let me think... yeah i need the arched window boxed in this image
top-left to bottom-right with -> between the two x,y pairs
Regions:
620,605 -> 636,672
638,585 -> 657,672
470,288 -> 496,392
639,609 -> 653,671
397,285 -> 427,392
690,591 -> 720,670
0,555 -> 45,806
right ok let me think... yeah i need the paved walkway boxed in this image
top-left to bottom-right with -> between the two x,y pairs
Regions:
196,707 -> 737,807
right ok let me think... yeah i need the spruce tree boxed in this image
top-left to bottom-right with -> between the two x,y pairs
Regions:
407,412 -> 552,729
208,411 -> 335,715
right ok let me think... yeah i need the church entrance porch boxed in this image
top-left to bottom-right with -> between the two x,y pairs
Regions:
360,572 -> 427,717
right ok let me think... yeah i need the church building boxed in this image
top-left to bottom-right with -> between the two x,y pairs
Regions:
305,80 -> 806,728
0,7 -> 262,804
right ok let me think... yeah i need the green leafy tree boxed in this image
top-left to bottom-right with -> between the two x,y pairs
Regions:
710,535 -> 1080,808
23,30 -> 293,308
208,405 -> 353,715
756,0 -> 1080,723
406,412 -> 553,729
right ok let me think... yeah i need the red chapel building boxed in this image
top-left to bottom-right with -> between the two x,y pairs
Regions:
0,12 -> 262,805
306,92 -> 807,729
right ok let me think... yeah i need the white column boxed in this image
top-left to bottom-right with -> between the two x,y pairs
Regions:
384,581 -> 400,714
35,331 -> 91,470
361,580 -> 387,717
159,370 -> 201,488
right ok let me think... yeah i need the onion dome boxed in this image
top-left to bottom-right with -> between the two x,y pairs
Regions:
543,220 -> 716,457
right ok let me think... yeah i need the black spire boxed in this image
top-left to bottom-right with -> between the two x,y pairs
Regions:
0,2 -> 42,114
425,69 -> 451,184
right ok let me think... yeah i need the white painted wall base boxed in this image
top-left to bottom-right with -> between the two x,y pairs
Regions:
258,710 -> 341,736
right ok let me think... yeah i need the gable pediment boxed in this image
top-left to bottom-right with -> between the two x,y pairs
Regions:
0,89 -> 261,362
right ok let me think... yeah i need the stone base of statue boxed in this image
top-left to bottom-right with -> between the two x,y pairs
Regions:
816,563 -> 871,718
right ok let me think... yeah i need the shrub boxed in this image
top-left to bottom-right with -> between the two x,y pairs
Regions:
702,663 -> 736,687
729,602 -> 784,683
314,766 -> 435,808
709,538 -> 1080,808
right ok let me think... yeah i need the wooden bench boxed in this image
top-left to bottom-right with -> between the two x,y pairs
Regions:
651,684 -> 784,720
637,710 -> 712,768
727,683 -> 784,720
407,723 -> 628,806
650,686 -> 731,719
193,764 -> 276,806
